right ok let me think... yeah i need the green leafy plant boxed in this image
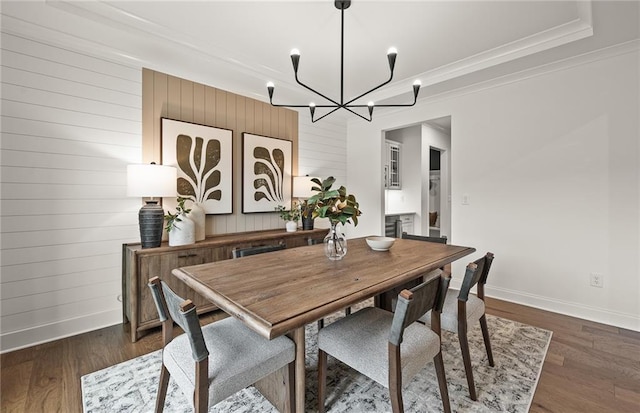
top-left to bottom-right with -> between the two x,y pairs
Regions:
307,176 -> 362,226
275,201 -> 301,222
164,196 -> 192,232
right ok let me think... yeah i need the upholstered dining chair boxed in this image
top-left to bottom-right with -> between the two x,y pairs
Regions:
232,243 -> 286,258
147,277 -> 295,413
317,274 -> 453,413
420,253 -> 495,401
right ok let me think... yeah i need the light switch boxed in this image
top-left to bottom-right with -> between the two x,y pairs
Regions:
462,194 -> 470,205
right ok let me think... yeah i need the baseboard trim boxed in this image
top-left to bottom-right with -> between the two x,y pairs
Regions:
448,279 -> 639,332
1,309 -> 122,354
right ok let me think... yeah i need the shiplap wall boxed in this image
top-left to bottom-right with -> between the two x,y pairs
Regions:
0,37 -> 348,353
0,33 -> 143,351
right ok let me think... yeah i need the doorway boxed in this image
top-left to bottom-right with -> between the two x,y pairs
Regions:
382,116 -> 451,239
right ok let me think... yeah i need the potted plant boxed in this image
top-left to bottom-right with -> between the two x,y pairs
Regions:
164,197 -> 195,246
275,202 -> 301,232
307,176 -> 362,260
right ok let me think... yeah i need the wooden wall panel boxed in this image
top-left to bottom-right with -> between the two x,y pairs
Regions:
142,68 -> 299,235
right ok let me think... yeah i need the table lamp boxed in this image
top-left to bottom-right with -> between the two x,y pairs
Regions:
127,162 -> 177,248
293,175 -> 318,230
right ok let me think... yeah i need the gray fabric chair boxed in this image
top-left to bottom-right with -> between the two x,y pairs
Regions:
232,243 -> 285,258
147,277 -> 295,413
317,274 -> 452,413
420,253 -> 495,401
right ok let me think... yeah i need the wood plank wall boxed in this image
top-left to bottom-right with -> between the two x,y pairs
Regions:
142,68 -> 299,234
0,33 -> 142,352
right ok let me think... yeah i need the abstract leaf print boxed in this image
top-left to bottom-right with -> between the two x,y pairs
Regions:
176,134 -> 222,203
253,146 -> 285,202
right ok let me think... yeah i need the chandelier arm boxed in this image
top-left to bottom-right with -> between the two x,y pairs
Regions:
365,93 -> 419,108
294,72 -> 341,107
313,106 -> 371,123
339,105 -> 373,122
311,106 -> 343,123
343,72 -> 394,107
269,102 -> 319,108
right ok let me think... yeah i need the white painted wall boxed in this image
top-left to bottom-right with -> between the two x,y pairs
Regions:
347,43 -> 640,331
0,33 -> 347,352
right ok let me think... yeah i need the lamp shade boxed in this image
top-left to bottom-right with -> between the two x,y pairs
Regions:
293,176 -> 318,199
127,164 -> 177,198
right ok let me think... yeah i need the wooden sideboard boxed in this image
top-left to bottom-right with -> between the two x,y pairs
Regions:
122,228 -> 327,342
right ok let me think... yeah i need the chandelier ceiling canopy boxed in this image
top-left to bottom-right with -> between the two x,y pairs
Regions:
266,0 -> 421,123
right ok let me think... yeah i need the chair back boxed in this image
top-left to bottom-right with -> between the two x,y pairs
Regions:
232,243 -> 285,258
458,252 -> 494,301
389,273 -> 451,346
401,232 -> 448,244
148,277 -> 209,363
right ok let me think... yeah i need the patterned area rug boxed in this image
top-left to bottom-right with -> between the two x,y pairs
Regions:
82,313 -> 551,412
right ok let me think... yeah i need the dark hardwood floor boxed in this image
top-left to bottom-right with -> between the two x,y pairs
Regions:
1,298 -> 639,412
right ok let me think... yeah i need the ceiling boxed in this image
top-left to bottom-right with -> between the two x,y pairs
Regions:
1,1 -> 638,122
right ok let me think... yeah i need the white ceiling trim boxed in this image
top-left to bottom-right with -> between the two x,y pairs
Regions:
372,3 -> 594,103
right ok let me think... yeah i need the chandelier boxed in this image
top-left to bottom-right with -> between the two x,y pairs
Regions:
266,0 -> 421,123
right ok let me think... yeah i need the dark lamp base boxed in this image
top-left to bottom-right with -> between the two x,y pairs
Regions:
139,201 -> 164,248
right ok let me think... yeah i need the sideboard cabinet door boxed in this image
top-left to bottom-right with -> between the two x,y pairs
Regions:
137,247 -> 214,329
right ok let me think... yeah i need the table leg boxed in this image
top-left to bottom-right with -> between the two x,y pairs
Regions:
292,326 -> 305,413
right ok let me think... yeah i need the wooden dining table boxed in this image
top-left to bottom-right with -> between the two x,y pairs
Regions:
172,236 -> 475,412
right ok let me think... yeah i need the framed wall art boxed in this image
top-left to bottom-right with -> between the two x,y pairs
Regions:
162,118 -> 233,214
242,132 -> 292,213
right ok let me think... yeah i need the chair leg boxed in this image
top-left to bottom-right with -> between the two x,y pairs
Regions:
194,360 -> 208,413
318,349 -> 328,413
317,318 -> 325,330
433,351 -> 451,413
344,307 -> 351,316
458,322 -> 477,401
155,365 -> 170,413
479,314 -> 495,366
388,344 -> 404,413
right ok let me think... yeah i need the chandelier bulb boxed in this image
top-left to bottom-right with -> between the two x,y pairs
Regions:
266,82 -> 275,100
387,48 -> 397,73
290,49 -> 301,74
412,80 -> 421,99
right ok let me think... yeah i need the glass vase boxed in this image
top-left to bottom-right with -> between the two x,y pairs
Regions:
324,221 -> 347,260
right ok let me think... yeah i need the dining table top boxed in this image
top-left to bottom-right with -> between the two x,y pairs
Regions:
172,236 -> 476,339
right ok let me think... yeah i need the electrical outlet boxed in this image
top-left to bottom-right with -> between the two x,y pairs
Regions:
590,273 -> 604,288
462,194 -> 470,205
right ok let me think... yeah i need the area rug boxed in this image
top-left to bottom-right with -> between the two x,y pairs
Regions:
82,313 -> 551,412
